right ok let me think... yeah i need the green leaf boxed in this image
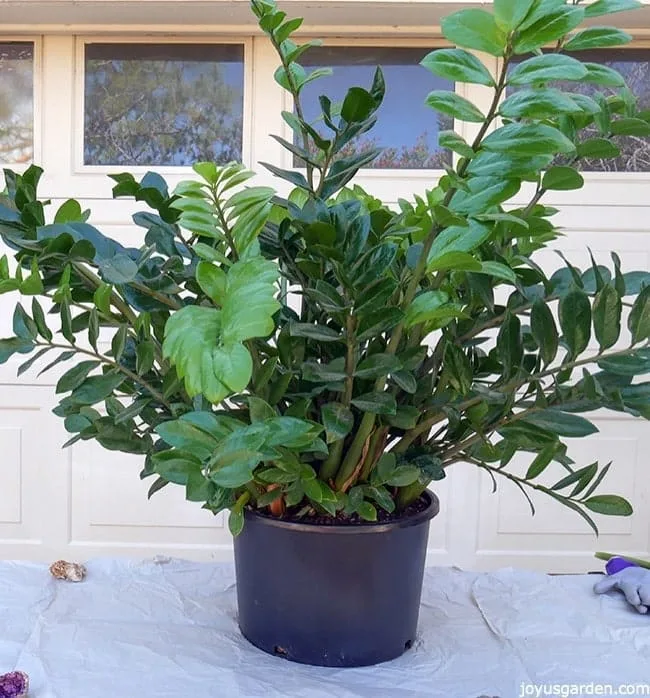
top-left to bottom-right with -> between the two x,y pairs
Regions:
542,166 -> 584,191
441,9 -> 507,56
583,495 -> 633,516
136,341 -> 155,375
404,291 -> 450,328
598,350 -> 650,376
391,370 -> 417,394
31,298 -> 52,341
385,465 -> 420,487
494,0 -> 536,30
155,420 -> 219,461
525,410 -> 599,437
482,123 -> 575,156
56,360 -> 100,394
526,445 -> 557,479
584,0 -> 642,18
583,62 -> 626,87
564,27 -> 632,51
513,6 -> 584,54
508,54 -> 588,85
420,48 -> 494,87
425,91 -> 484,123
93,283 -> 112,314
228,509 -> 245,536
497,314 -> 523,376
559,288 -> 592,357
221,257 -> 280,345
427,220 -> 491,269
593,284 -> 622,350
577,137 -> 620,160
17,347 -> 50,376
247,395 -> 276,423
13,304 -> 37,340
628,285 -> 650,343
610,118 -> 650,137
111,325 -> 128,361
354,353 -> 402,379
351,392 -> 397,415
163,306 -> 252,404
499,88 -> 580,120
54,198 -> 84,223
152,450 -> 203,485
531,299 -> 559,366
196,261 -> 227,305
341,87 -> 376,123
98,253 -> 139,284
289,322 -> 340,342
451,177 -> 520,215
321,402 -> 354,443
302,359 -> 347,383
427,251 -> 481,273
356,501 -> 377,522
478,261 -> 517,284
438,131 -> 474,158
69,371 -> 125,405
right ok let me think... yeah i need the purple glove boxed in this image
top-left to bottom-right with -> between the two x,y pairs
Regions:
594,566 -> 650,614
0,671 -> 29,698
605,556 -> 638,575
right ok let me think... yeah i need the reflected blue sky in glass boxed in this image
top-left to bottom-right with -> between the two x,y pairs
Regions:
299,47 -> 453,168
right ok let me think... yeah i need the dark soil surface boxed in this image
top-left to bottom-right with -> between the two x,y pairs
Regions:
253,494 -> 430,526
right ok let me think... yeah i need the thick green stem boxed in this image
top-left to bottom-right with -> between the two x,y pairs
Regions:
396,481 -> 427,510
595,551 -> 650,569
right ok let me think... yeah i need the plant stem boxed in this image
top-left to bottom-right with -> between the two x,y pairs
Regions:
334,50 -> 513,488
38,340 -> 172,410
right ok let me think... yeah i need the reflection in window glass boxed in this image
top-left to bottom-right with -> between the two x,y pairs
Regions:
298,47 -> 453,169
0,42 -> 33,165
511,49 -> 650,172
84,43 -> 244,166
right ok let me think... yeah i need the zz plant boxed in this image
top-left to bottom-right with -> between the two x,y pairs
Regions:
1,0 -> 649,535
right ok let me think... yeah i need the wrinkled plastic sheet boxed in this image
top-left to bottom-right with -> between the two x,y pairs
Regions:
1,559 -> 649,698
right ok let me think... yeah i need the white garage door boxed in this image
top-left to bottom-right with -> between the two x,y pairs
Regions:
0,15 -> 649,571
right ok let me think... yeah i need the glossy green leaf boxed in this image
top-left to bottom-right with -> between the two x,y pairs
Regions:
427,220 -> 491,269
441,9 -> 507,56
513,6 -> 584,54
525,410 -> 599,437
438,130 -> 474,158
583,495 -> 633,516
354,353 -> 402,379
420,48 -> 494,86
494,0 -> 536,30
584,0 -> 642,18
404,291 -> 450,328
385,465 -> 420,487
321,402 -> 354,443
564,27 -> 632,51
531,299 -> 559,366
98,253 -> 139,284
341,87 -> 376,123
425,91 -> 485,123
497,314 -> 523,376
289,322 -> 341,342
69,371 -> 125,405
628,285 -> 650,343
56,360 -> 100,394
499,89 -> 580,120
508,54 -> 588,85
597,350 -> 650,375
351,392 -> 397,415
560,288 -> 592,358
196,261 -> 227,305
482,123 -> 575,156
593,284 -> 622,350
542,166 -> 584,191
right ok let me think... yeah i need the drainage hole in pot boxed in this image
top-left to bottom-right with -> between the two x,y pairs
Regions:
274,645 -> 288,657
404,640 -> 413,650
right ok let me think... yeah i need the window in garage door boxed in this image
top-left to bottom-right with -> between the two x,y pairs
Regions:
82,42 -> 245,167
510,48 -> 650,173
296,45 -> 454,169
0,41 -> 34,165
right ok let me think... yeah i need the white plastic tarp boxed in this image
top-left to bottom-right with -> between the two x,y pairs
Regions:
1,559 -> 649,698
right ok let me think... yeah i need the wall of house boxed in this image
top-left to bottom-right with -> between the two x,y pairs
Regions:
0,1 -> 649,571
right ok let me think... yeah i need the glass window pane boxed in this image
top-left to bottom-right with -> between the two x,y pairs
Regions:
510,49 -> 650,173
84,43 -> 244,167
0,42 -> 33,165
298,46 -> 453,169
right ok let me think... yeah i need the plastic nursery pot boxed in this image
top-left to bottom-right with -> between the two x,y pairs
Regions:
233,489 -> 439,667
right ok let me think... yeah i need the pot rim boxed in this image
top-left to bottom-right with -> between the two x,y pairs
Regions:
242,489 -> 439,535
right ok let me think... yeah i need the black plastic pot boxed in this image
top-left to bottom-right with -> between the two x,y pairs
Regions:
233,490 -> 439,667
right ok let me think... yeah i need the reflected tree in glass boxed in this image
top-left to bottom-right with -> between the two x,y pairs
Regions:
0,43 -> 33,164
84,43 -> 244,167
298,47 -> 453,170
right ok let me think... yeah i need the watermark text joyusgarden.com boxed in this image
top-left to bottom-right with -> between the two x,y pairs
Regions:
519,683 -> 650,697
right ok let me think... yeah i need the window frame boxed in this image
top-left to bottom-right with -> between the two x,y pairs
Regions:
73,35 -> 253,176
0,35 -> 42,171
